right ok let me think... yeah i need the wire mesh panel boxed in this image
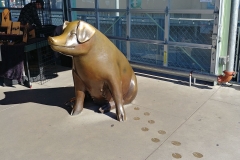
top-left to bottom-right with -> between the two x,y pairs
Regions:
131,13 -> 165,41
168,46 -> 211,72
99,12 -> 126,37
100,18 -> 115,35
169,18 -> 213,45
167,17 -> 213,73
232,27 -> 240,82
26,40 -> 56,85
51,12 -> 64,26
77,11 -> 96,19
130,42 -> 164,65
74,11 -> 96,27
42,0 -> 52,25
75,11 -> 127,37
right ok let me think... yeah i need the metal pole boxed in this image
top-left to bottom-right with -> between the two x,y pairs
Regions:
212,0 -> 220,75
163,0 -> 170,67
226,0 -> 240,72
65,0 -> 70,21
189,73 -> 192,87
126,0 -> 131,60
131,63 -> 218,82
116,0 -> 119,16
95,0 -> 100,29
217,0 -> 231,74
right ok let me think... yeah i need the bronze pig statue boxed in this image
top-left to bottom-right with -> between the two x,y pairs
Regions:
48,20 -> 138,121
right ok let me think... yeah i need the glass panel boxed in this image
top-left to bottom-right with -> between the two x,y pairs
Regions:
11,10 -> 21,22
8,0 -> 62,9
171,0 -> 215,10
99,0 -> 126,9
0,0 -> 6,7
74,0 -> 95,8
130,0 -> 167,10
51,0 -> 62,9
131,13 -> 165,41
9,0 -> 25,8
25,0 -> 31,5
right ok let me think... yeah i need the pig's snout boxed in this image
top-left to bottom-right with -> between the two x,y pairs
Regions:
48,36 -> 66,46
48,36 -> 56,45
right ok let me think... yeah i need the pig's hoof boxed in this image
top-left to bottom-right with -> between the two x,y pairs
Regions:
70,105 -> 83,116
70,109 -> 82,116
117,113 -> 127,122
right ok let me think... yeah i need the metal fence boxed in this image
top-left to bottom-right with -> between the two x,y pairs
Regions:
1,0 -> 216,77
74,10 -> 214,74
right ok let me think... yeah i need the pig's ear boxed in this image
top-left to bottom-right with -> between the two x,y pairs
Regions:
77,21 -> 95,43
63,21 -> 70,30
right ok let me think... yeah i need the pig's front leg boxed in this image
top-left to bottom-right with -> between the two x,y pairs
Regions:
108,78 -> 126,122
71,69 -> 86,116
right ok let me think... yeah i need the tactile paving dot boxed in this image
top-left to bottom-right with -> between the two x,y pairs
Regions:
193,152 -> 203,158
141,127 -> 149,131
148,120 -> 155,124
151,138 -> 160,142
144,112 -> 150,116
158,130 -> 166,135
134,117 -> 140,120
172,153 -> 182,159
134,107 -> 140,110
171,141 -> 181,146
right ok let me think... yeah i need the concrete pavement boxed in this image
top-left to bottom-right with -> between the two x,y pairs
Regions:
0,66 -> 239,160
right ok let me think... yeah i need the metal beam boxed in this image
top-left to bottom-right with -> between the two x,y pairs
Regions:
163,0 -> 170,67
169,9 -> 213,14
95,0 -> 100,29
226,0 -> 240,72
131,63 -> 218,83
126,0 -> 131,60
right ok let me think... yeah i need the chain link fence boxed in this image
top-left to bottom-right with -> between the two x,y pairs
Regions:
99,12 -> 213,73
130,42 -> 163,65
51,12 -> 64,26
170,18 -> 213,45
168,18 -> 213,72
168,46 -> 211,72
